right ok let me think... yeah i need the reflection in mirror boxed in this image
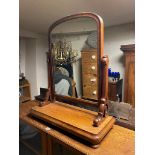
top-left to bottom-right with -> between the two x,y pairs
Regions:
50,17 -> 98,101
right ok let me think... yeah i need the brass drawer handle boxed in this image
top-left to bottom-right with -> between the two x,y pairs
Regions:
90,78 -> 96,82
92,91 -> 97,95
91,55 -> 96,60
91,66 -> 95,70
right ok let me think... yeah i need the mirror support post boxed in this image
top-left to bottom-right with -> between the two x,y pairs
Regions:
46,13 -> 111,127
93,56 -> 109,127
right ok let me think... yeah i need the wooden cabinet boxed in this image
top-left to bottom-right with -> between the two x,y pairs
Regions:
108,79 -> 123,102
19,79 -> 31,103
121,44 -> 135,107
20,125 -> 47,155
81,50 -> 98,100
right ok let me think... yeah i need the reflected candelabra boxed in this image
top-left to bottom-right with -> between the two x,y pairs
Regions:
52,40 -> 78,65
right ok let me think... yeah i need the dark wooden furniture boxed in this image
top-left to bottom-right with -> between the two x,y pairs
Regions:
81,50 -> 98,100
20,101 -> 47,155
31,101 -> 115,147
20,129 -> 47,155
35,88 -> 49,101
108,79 -> 123,102
121,44 -> 135,107
35,84 -> 76,102
19,81 -> 31,103
30,12 -> 114,147
20,100 -> 135,155
47,13 -> 109,126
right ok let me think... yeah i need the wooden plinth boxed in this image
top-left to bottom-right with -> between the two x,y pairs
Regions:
30,101 -> 115,147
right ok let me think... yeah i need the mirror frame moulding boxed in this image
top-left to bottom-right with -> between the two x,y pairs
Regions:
47,12 -> 104,108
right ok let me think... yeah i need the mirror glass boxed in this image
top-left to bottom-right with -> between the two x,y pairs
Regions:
50,17 -> 98,102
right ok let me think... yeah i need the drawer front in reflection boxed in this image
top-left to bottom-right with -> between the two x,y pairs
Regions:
83,74 -> 98,86
83,85 -> 98,100
82,62 -> 97,74
81,51 -> 97,63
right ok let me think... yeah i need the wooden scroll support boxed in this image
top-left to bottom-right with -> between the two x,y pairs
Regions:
93,55 -> 109,127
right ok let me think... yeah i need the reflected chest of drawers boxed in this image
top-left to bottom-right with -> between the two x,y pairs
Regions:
81,50 -> 98,100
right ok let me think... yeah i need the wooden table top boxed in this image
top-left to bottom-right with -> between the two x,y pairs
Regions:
19,100 -> 135,155
31,101 -> 114,135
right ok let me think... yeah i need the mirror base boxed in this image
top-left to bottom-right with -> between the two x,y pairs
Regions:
30,101 -> 115,147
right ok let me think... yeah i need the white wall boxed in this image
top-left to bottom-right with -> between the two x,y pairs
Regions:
25,38 -> 38,99
19,39 -> 26,75
104,23 -> 135,100
52,18 -> 97,34
36,39 -> 48,91
19,30 -> 48,99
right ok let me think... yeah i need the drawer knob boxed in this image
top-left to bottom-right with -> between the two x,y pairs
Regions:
91,55 -> 96,59
92,91 -> 97,95
90,78 -> 96,82
91,66 -> 95,70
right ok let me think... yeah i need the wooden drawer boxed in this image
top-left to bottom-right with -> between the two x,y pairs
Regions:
83,85 -> 98,100
83,74 -> 98,86
81,51 -> 97,62
82,62 -> 97,74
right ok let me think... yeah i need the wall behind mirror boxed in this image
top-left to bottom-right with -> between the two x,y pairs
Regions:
50,17 -> 99,102
104,23 -> 135,103
19,37 -> 48,99
19,23 -> 134,104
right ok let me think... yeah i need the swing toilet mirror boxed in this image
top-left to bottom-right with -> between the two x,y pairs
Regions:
48,13 -> 108,113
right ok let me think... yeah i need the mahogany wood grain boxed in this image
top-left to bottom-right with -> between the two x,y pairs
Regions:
47,136 -> 53,155
83,74 -> 97,86
121,44 -> 135,107
31,102 -> 112,134
55,94 -> 98,107
47,12 -> 106,119
108,82 -> 117,101
19,83 -> 31,102
30,13 -> 113,147
80,50 -> 97,62
30,101 -> 115,146
82,62 -> 98,75
108,79 -> 123,102
83,85 -> 98,100
93,56 -> 109,126
19,96 -> 31,103
20,101 -> 135,155
81,50 -> 98,100
41,132 -> 48,155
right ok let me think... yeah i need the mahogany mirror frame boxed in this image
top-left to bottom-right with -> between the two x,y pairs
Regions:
47,12 -> 109,127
